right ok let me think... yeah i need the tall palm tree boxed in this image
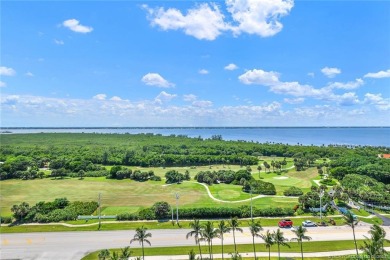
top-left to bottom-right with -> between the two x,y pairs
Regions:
228,217 -> 243,253
291,226 -> 311,260
272,229 -> 290,260
248,220 -> 263,260
130,226 -> 152,260
186,219 -> 203,260
216,220 -> 231,260
260,230 -> 274,260
201,221 -> 218,260
343,211 -> 359,259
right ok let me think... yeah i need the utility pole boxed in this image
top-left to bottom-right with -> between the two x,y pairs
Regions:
175,192 -> 180,225
98,193 -> 101,230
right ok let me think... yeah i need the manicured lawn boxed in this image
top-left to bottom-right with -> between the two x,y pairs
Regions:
81,239 -> 390,260
0,216 -> 345,233
0,177 -> 299,216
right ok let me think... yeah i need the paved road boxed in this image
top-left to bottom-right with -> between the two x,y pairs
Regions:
2,225 -> 390,260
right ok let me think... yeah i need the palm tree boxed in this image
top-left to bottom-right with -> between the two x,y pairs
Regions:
228,217 -> 243,253
273,228 -> 290,260
260,230 -> 274,260
201,221 -> 218,260
186,219 -> 203,260
119,246 -> 132,259
248,220 -> 263,260
360,224 -> 388,259
291,226 -> 311,260
216,220 -> 231,260
257,165 -> 262,179
98,249 -> 110,260
343,211 -> 359,259
130,226 -> 152,260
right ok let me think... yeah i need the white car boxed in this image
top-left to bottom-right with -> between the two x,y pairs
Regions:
302,220 -> 317,227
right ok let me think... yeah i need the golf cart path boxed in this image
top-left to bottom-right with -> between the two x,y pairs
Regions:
192,182 -> 298,203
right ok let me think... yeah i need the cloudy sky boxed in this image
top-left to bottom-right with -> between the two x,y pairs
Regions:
1,0 -> 389,127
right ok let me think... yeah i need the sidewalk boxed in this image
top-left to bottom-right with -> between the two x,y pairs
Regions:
144,247 -> 390,259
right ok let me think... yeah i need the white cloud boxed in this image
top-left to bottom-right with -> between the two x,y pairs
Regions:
2,94 -> 389,127
238,69 -> 280,86
192,100 -> 213,108
224,63 -> 238,70
141,73 -> 175,88
63,19 -> 93,33
199,69 -> 209,75
307,72 -> 315,78
327,78 -> 364,90
321,67 -> 341,78
144,3 -> 227,41
0,81 -> 6,87
183,94 -> 197,102
93,94 -> 107,100
154,91 -> 177,104
284,97 -> 304,104
0,66 -> 16,76
25,72 -> 34,77
226,0 -> 294,37
364,93 -> 390,110
110,96 -> 123,101
54,39 -> 64,45
364,69 -> 390,78
144,0 -> 293,40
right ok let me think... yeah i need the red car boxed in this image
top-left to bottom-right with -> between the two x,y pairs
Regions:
278,219 -> 293,228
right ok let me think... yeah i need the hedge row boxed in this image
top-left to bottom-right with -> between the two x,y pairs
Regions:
117,206 -> 294,221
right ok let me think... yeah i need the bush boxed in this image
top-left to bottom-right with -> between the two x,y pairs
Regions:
320,178 -> 337,186
152,201 -> 171,219
0,216 -> 12,224
150,175 -> 161,181
117,213 -> 139,221
138,208 -> 155,220
284,187 -> 304,196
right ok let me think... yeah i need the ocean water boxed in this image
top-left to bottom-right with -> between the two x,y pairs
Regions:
1,127 -> 389,147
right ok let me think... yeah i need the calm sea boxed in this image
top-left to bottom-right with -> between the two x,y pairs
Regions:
1,127 -> 389,147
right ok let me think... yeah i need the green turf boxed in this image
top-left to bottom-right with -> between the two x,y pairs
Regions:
0,216 -> 345,233
81,239 -> 390,260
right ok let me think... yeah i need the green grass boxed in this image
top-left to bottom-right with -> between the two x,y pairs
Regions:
81,239 -> 390,260
0,216 -> 345,233
0,176 -> 301,216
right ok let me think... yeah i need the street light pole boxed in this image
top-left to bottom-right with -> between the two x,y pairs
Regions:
175,192 -> 180,225
98,193 -> 101,230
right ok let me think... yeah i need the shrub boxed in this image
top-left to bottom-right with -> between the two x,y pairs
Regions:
0,216 -> 12,224
117,213 -> 139,221
284,187 -> 304,196
320,178 -> 337,186
150,175 -> 161,181
152,201 -> 171,219
138,208 -> 155,220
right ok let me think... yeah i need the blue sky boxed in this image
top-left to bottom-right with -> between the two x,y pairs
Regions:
1,0 -> 389,127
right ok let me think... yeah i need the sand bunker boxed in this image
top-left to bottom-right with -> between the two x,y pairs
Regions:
273,176 -> 289,180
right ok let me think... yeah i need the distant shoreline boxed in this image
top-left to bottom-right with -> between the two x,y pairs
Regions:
1,126 -> 389,130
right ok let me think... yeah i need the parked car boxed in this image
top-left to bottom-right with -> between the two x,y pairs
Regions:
302,220 -> 317,227
278,219 -> 293,228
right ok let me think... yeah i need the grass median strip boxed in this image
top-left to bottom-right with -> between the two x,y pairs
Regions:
0,216 -> 346,233
81,240 -> 390,260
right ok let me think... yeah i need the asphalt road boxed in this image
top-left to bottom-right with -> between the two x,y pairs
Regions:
2,225 -> 390,260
